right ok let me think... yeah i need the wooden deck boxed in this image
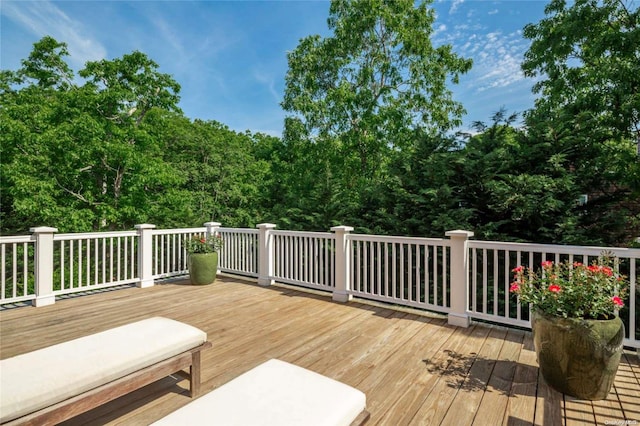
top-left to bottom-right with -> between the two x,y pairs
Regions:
1,276 -> 638,426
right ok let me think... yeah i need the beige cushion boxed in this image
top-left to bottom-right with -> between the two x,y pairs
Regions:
0,317 -> 207,423
153,359 -> 366,426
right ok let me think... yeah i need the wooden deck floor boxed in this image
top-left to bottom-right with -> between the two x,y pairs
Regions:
1,276 -> 638,426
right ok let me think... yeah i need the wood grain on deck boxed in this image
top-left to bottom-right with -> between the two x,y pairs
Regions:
1,276 -> 638,425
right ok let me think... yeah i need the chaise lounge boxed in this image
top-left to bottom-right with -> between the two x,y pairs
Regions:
0,317 -> 211,425
1,318 -> 368,426
153,358 -> 369,426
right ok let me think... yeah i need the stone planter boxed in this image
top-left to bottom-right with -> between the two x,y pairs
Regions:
531,311 -> 625,400
188,252 -> 218,285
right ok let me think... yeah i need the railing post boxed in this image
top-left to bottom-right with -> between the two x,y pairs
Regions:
135,224 -> 156,288
331,225 -> 354,303
204,222 -> 222,237
445,230 -> 474,327
257,223 -> 276,286
31,226 -> 58,307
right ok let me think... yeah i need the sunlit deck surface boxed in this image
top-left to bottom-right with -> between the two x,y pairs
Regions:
1,276 -> 638,426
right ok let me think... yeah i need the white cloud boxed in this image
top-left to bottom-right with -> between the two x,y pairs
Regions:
1,0 -> 106,69
470,30 -> 529,92
488,9 -> 499,15
150,16 -> 185,59
253,68 -> 280,103
433,23 -> 447,37
450,0 -> 465,14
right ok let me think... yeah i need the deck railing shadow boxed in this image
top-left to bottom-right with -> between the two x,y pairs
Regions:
422,344 -> 564,425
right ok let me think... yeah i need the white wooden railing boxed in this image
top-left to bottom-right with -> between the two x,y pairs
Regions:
272,230 -> 335,290
349,234 -> 451,314
54,230 -> 139,296
218,227 -> 259,278
1,235 -> 34,304
467,240 -> 639,344
1,223 -> 638,348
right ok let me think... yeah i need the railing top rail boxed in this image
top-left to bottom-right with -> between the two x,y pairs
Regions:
468,239 -> 640,258
55,231 -> 138,241
272,230 -> 333,238
152,228 -> 206,236
0,235 -> 34,243
349,233 -> 451,246
219,228 -> 259,235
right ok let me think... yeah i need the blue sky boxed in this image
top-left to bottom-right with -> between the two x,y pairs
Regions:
1,0 -> 547,136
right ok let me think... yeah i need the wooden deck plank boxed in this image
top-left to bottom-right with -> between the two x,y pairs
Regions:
473,328 -> 525,425
409,325 -> 493,426
564,396 -> 597,425
502,332 -> 539,426
344,314 -> 440,421
360,318 -> 456,424
379,324 -> 480,425
1,277 -> 639,426
614,352 -> 640,422
534,360 -> 565,425
439,326 -> 508,425
592,391 -> 624,426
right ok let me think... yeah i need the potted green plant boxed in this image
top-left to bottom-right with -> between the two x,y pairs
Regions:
509,253 -> 628,400
185,234 -> 223,285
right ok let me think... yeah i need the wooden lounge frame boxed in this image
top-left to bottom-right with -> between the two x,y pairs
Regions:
350,410 -> 371,425
3,341 -> 212,426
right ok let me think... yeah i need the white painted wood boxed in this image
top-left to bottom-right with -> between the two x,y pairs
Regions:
1,225 -> 637,348
257,224 -> 276,286
30,227 -> 58,307
445,230 -> 474,327
331,226 -> 353,302
135,224 -> 156,288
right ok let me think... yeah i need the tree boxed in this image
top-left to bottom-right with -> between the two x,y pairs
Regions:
2,37 -> 184,232
522,0 -> 639,142
521,0 -> 640,244
146,113 -> 272,228
390,131 -> 471,237
280,0 -> 472,231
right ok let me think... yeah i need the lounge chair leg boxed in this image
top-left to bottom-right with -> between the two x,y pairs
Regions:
190,350 -> 201,397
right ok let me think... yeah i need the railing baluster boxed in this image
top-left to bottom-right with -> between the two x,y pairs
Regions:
442,244 -> 448,308
21,242 -> 28,296
1,244 -> 6,298
60,241 -> 65,291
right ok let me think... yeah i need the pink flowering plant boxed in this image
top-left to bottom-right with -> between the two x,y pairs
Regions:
185,234 -> 223,254
509,254 -> 628,320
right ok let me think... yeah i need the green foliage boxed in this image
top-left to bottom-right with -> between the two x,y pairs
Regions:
3,7 -> 639,251
278,0 -> 472,233
521,0 -> 640,245
522,0 -> 639,140
2,37 -> 269,233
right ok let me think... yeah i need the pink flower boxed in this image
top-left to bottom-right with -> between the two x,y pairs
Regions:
587,265 -> 599,273
509,283 -> 520,293
541,261 -> 554,268
512,266 -> 524,273
601,267 -> 613,277
548,284 -> 561,293
612,296 -> 624,307
573,262 -> 583,267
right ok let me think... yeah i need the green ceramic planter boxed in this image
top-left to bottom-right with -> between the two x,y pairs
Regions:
188,252 -> 218,285
531,311 -> 624,400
